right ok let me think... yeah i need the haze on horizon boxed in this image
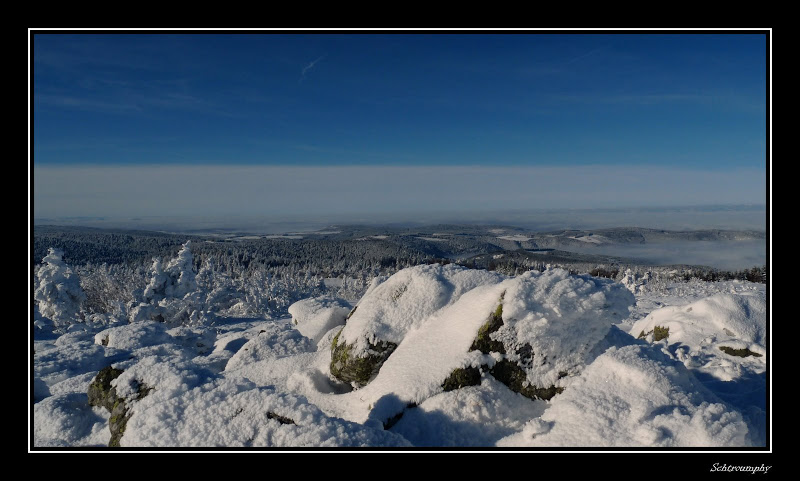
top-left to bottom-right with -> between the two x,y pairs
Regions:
31,31 -> 769,232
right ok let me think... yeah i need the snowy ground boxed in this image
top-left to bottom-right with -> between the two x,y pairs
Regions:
31,267 -> 767,449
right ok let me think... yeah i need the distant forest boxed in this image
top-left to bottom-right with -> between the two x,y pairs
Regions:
32,225 -> 766,324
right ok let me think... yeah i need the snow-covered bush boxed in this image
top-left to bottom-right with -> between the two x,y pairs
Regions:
34,248 -> 86,326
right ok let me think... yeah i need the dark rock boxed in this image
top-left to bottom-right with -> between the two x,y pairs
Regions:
266,412 -> 296,425
87,366 -> 123,411
489,359 -> 563,401
87,366 -> 152,447
441,366 -> 482,391
329,328 -> 397,388
719,346 -> 763,358
466,293 -> 563,401
469,294 -> 506,354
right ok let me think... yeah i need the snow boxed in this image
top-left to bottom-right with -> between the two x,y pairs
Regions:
119,378 -> 412,447
33,393 -> 111,447
94,321 -> 172,351
224,321 -> 315,373
568,234 -> 609,244
312,282 -> 509,423
32,263 -> 768,449
337,264 -> 505,355
34,248 -> 86,325
390,376 -> 548,446
628,292 -> 767,444
495,269 -> 636,388
497,343 -> 750,447
629,293 -> 766,385
498,235 -> 531,242
288,297 -> 351,343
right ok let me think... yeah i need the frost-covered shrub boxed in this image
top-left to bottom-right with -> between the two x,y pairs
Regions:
34,248 -> 86,326
77,262 -> 145,319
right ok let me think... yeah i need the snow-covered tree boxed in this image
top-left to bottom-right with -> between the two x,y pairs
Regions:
131,241 -> 203,325
34,248 -> 86,326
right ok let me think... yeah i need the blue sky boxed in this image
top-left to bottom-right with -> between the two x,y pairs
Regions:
32,31 -> 768,221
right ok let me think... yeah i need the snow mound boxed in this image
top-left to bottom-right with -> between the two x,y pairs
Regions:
94,321 -> 172,351
339,264 -> 505,355
112,355 -> 211,403
314,268 -> 635,424
288,297 -> 351,344
120,377 -> 412,447
225,321 -> 316,372
390,376 -> 548,447
630,293 -> 766,381
35,339 -> 127,395
495,269 -> 636,388
33,393 -> 110,447
321,283 -> 507,422
497,344 -> 751,447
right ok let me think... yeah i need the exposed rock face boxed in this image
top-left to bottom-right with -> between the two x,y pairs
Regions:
470,298 -> 507,355
465,294 -> 563,401
87,366 -> 124,411
441,366 -> 482,392
488,359 -> 563,400
87,365 -> 152,447
330,328 -> 397,388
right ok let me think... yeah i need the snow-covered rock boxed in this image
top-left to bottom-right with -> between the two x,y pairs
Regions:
288,297 -> 351,344
312,267 -> 636,426
33,393 -> 110,447
119,377 -> 412,447
94,321 -> 172,351
629,292 -> 767,445
330,264 -> 505,386
486,269 -> 635,392
630,293 -> 766,381
497,343 -> 751,447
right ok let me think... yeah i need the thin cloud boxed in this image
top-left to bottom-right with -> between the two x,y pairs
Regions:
299,56 -> 325,82
562,45 -> 610,66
